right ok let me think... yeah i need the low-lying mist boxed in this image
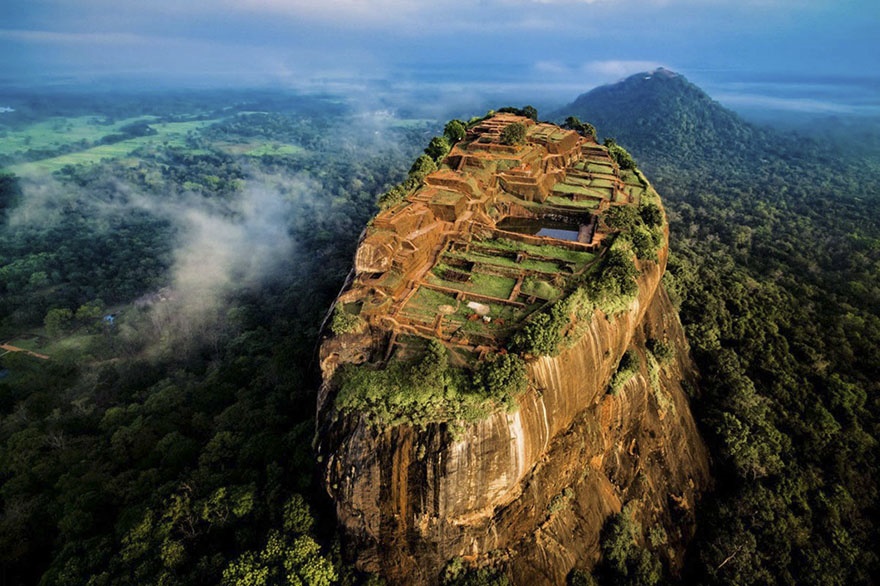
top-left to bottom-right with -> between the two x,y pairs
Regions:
8,171 -> 323,354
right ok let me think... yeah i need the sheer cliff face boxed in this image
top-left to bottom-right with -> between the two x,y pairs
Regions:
315,116 -> 710,584
316,251 -> 709,584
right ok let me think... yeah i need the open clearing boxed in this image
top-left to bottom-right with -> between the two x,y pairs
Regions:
6,119 -> 220,176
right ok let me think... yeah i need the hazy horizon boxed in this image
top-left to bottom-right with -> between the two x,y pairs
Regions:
3,0 -> 879,119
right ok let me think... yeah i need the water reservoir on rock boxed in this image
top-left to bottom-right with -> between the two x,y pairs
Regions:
496,216 -> 595,244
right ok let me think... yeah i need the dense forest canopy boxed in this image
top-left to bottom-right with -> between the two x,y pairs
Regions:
0,81 -> 879,586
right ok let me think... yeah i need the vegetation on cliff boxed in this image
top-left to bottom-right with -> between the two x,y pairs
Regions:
335,341 -> 527,427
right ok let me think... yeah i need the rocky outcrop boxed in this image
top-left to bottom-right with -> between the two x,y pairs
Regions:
316,243 -> 709,585
315,115 -> 710,584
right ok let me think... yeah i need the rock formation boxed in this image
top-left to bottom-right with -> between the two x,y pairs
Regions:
315,114 -> 710,585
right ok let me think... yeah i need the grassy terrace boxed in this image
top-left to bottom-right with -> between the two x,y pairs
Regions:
553,182 -> 611,198
425,266 -> 517,299
399,285 -> 544,342
400,287 -> 459,321
571,160 -> 615,174
444,249 -> 564,274
546,195 -> 603,209
626,185 -> 646,200
483,236 -> 597,265
520,277 -> 563,300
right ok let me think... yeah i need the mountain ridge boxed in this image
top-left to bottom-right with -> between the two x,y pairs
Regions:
552,69 -> 770,169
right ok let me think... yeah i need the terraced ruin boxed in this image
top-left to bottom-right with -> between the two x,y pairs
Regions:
317,113 -> 708,585
333,113 -> 652,362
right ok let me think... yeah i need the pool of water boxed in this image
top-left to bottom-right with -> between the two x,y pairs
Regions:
496,217 -> 586,242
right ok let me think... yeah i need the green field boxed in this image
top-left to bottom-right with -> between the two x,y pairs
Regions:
520,277 -> 562,300
0,115 -> 157,157
5,119 -> 219,176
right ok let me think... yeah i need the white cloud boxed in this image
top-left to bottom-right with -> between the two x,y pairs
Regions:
582,60 -> 666,78
714,92 -> 859,114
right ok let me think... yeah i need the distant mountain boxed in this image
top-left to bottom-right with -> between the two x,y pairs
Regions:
553,68 -> 771,169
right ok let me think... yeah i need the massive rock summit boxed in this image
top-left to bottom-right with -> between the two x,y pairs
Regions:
315,114 -> 710,584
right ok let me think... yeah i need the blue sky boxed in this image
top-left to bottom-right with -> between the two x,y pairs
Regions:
2,0 -> 878,113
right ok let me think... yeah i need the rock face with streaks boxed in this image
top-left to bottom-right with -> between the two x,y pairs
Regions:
315,115 -> 710,585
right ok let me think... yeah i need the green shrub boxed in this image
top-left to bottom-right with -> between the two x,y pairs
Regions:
330,308 -> 364,335
563,116 -> 597,140
512,312 -> 562,356
444,119 -> 467,143
629,224 -> 662,261
409,154 -> 437,178
548,487 -> 574,514
500,122 -> 527,146
441,561 -> 509,586
425,136 -> 451,162
512,287 -> 595,356
647,338 -> 674,364
604,205 -> 640,232
474,353 -> 528,404
603,138 -> 636,170
377,175 -> 420,209
567,568 -> 597,586
498,105 -> 537,121
586,248 -> 640,315
639,203 -> 663,228
598,504 -> 663,586
609,350 -> 639,395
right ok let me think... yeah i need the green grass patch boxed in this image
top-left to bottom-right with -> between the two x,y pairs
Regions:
552,182 -> 592,196
520,277 -> 562,300
1,337 -> 43,352
608,350 -> 640,395
402,287 -> 460,319
444,249 -> 563,274
586,162 -> 615,174
6,119 -> 219,176
590,178 -> 616,188
488,237 -> 596,265
0,115 -> 158,158
426,267 -> 516,300
546,196 -> 602,209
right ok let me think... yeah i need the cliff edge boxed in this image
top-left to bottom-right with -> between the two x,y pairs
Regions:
315,114 -> 710,584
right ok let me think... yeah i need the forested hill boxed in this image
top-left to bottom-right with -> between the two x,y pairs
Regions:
560,72 -> 880,584
553,68 -> 775,169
